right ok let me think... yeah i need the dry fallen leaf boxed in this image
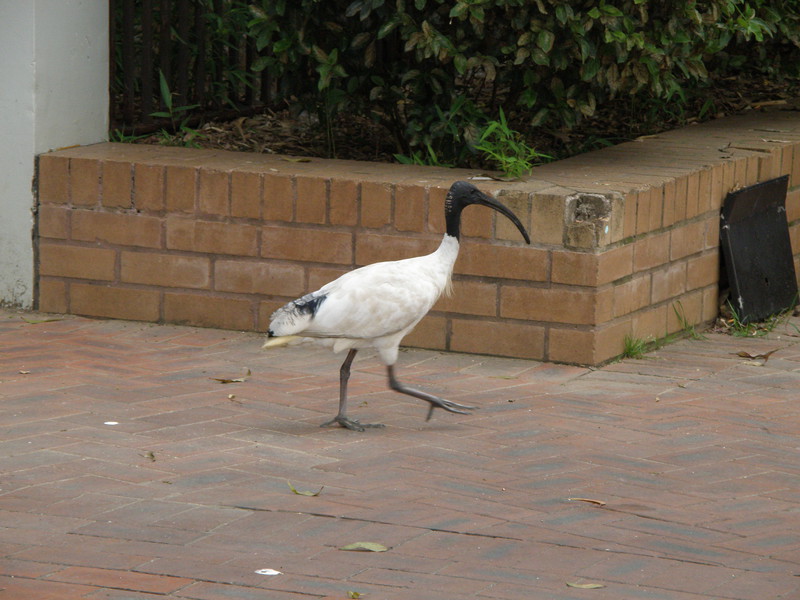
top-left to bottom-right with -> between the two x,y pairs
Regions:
287,481 -> 323,497
735,349 -> 778,362
21,316 -> 63,324
568,497 -> 607,507
210,367 -> 251,384
339,542 -> 388,552
140,451 -> 156,462
566,581 -> 606,589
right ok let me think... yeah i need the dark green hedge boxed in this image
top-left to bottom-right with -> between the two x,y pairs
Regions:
248,0 -> 798,166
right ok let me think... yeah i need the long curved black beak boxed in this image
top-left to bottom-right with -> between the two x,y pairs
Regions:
477,192 -> 531,244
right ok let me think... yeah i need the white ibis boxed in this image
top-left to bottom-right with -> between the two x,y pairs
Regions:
264,180 -> 531,430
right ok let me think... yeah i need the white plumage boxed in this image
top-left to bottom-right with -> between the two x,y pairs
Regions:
265,181 -> 530,430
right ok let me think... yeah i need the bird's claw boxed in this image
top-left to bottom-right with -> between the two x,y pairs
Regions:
320,416 -> 386,431
425,398 -> 477,421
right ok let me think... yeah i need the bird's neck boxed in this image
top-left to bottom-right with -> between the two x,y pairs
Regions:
444,200 -> 465,240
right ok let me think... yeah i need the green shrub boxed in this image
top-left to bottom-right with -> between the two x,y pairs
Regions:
242,0 -> 799,166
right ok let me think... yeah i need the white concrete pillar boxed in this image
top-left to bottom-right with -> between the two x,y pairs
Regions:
0,0 -> 108,308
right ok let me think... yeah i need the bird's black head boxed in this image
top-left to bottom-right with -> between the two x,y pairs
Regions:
444,181 -> 531,244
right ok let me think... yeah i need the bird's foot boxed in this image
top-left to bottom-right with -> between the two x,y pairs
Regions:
424,397 -> 477,421
320,415 -> 386,431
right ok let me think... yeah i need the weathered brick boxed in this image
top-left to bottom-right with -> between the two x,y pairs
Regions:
450,318 -> 545,360
461,204 -> 493,239
164,292 -> 253,330
685,171 -> 701,219
198,169 -> 230,216
530,188 -> 568,246
263,173 -> 294,221
70,283 -> 160,322
39,243 -> 116,281
598,244 -> 634,285
434,280 -> 497,317
134,163 -> 165,212
72,211 -> 162,248
295,176 -> 328,224
633,231 -> 670,272
670,220 -> 706,260
166,217 -> 258,256
427,186 -> 447,233
230,171 -> 261,219
500,284 -> 604,325
402,314 -> 447,351
632,304 -> 668,341
394,184 -> 426,233
667,291 -> 703,334
37,278 -> 68,313
37,205 -> 69,239
614,274 -> 651,317
70,157 -> 100,207
495,191 -> 531,242
548,326 -> 597,365
101,160 -> 132,208
551,251 -> 598,287
361,181 -> 392,228
457,241 -> 549,282
165,165 -> 196,213
38,154 -> 70,204
263,225 -> 352,264
686,251 -> 719,291
329,179 -> 359,226
214,259 -> 305,296
308,266 -> 349,291
121,252 -> 210,289
635,188 -> 652,235
355,232 -> 437,266
651,262 -> 687,304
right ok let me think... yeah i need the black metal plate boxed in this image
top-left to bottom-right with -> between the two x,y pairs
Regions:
720,175 -> 796,323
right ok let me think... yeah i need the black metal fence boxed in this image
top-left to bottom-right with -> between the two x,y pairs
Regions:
110,0 -> 272,133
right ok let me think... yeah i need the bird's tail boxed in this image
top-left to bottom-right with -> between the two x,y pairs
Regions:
262,335 -> 301,349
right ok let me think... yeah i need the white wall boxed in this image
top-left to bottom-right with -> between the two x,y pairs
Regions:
0,0 -> 108,308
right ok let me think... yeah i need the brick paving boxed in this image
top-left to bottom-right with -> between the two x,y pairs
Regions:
1,308 -> 800,599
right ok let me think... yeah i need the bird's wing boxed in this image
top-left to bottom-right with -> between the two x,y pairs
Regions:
295,259 -> 443,340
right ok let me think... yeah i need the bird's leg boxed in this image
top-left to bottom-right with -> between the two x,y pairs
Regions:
386,365 -> 476,422
320,349 -> 385,431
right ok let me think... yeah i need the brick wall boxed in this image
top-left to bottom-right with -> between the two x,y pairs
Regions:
36,111 -> 800,365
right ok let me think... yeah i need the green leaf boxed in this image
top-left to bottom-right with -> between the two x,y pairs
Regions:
536,30 -> 555,53
287,481 -> 324,496
587,7 -> 601,18
340,542 -> 388,552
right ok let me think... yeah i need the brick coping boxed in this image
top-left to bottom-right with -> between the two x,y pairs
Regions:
36,110 -> 800,365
